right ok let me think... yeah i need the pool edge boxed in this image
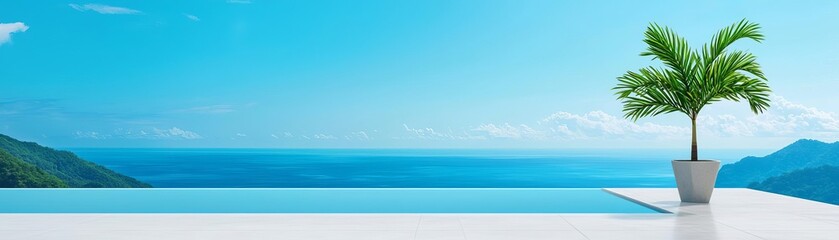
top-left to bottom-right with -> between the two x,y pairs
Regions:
602,188 -> 672,214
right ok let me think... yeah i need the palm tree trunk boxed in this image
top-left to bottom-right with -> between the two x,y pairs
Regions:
691,117 -> 698,161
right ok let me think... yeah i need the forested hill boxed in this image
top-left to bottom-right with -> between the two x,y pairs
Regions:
0,149 -> 67,188
0,134 -> 150,188
749,165 -> 839,205
717,139 -> 839,187
716,138 -> 839,205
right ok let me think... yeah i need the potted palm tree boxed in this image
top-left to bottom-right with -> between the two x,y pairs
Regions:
614,19 -> 771,203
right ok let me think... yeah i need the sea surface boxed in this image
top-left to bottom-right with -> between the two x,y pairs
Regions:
70,148 -> 770,188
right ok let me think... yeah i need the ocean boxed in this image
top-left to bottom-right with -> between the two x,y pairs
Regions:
70,148 -> 768,188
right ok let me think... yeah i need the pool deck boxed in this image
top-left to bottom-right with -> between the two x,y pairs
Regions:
2,188 -> 838,240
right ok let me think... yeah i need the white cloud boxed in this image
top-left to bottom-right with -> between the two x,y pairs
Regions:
313,134 -> 337,140
472,123 -> 546,140
236,133 -> 247,137
75,127 -> 201,140
271,132 -> 297,139
404,124 -> 444,139
351,131 -> 370,140
772,95 -> 839,131
227,0 -> 252,3
184,14 -> 200,21
69,4 -> 142,15
403,124 -> 450,139
499,95 -> 839,141
402,124 -> 485,140
152,127 -> 202,139
697,95 -> 839,137
539,111 -> 687,139
0,22 -> 28,45
74,131 -> 109,140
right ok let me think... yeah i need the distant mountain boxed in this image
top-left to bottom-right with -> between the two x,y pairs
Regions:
0,134 -> 150,188
749,165 -> 839,205
0,149 -> 67,188
717,139 -> 839,187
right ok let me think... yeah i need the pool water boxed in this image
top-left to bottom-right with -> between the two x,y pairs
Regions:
0,188 -> 663,213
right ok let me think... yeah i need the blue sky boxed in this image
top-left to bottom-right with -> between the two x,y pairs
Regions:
1,1 -> 838,150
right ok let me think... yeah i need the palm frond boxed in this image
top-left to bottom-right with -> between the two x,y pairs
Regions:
614,67 -> 690,120
620,96 -> 682,121
640,23 -> 697,81
719,74 -> 772,114
641,23 -> 696,78
701,19 -> 763,69
615,19 -> 770,121
709,50 -> 765,81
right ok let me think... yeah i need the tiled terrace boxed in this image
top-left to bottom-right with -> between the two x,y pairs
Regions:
1,188 -> 837,240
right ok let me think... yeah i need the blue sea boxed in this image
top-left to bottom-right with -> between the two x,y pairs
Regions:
70,148 -> 769,188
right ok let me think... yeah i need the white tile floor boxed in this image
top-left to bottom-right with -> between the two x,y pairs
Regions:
1,188 -> 837,240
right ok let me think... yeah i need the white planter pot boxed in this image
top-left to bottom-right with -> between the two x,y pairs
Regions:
671,160 -> 721,203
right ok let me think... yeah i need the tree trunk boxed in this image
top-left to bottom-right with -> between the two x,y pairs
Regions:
691,117 -> 698,161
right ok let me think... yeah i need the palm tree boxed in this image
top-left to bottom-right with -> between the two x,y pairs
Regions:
614,19 -> 771,161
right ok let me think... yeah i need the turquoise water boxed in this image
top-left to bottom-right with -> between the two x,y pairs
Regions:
0,188 -> 662,213
71,148 -> 764,188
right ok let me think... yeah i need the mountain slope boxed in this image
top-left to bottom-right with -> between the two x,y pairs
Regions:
717,139 -> 839,187
0,149 -> 67,188
0,134 -> 150,188
749,165 -> 839,205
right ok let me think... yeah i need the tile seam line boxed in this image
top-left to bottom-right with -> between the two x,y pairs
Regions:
710,220 -> 770,240
792,213 -> 839,226
558,215 -> 592,240
413,215 -> 422,240
457,215 -> 467,240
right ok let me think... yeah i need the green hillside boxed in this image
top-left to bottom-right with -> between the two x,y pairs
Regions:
717,139 -> 839,187
749,165 -> 839,205
0,134 -> 150,188
0,149 -> 67,188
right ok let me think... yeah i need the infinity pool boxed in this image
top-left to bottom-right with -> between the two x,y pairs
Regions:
0,188 -> 663,213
